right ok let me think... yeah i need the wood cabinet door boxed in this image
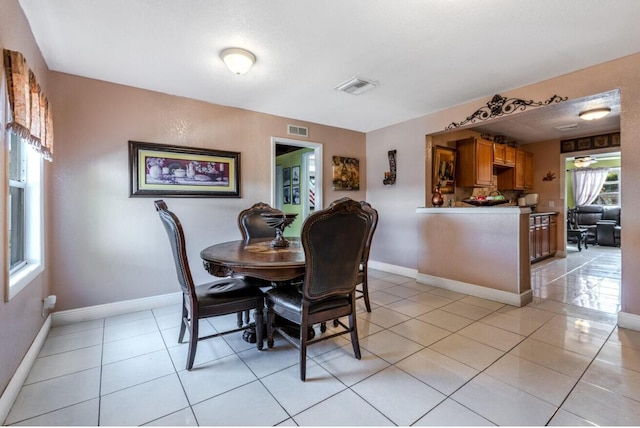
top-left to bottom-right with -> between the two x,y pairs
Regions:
475,139 -> 494,186
493,143 -> 505,164
505,146 -> 516,166
524,151 -> 534,189
549,215 -> 558,254
514,150 -> 526,190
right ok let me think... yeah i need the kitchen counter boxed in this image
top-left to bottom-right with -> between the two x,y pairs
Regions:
417,206 -> 530,214
416,206 -> 531,306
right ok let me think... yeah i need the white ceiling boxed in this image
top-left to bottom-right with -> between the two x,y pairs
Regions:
18,0 -> 640,136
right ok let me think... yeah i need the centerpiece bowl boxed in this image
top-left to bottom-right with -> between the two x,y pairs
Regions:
261,213 -> 298,247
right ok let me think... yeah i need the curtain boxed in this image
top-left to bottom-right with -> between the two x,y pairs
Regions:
571,167 -> 609,206
3,49 -> 53,161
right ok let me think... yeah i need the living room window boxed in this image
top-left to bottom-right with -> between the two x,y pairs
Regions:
7,130 -> 44,300
593,167 -> 620,206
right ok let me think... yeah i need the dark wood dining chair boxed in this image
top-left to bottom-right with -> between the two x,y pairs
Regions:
154,200 -> 264,370
236,202 -> 283,324
264,198 -> 370,381
356,201 -> 378,312
237,202 -> 282,241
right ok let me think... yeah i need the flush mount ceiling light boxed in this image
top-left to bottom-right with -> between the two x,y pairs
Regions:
220,48 -> 256,75
574,156 -> 598,168
578,107 -> 611,121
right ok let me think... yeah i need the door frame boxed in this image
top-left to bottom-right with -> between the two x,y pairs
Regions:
271,137 -> 323,213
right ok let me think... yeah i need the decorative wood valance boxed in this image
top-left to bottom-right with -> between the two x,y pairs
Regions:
3,49 -> 54,161
445,94 -> 568,131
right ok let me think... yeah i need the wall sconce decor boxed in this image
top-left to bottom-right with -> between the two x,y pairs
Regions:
383,150 -> 397,185
542,171 -> 556,181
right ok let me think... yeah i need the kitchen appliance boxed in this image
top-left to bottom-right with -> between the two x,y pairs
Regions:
518,193 -> 539,209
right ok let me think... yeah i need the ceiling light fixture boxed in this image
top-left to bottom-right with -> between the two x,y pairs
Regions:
578,107 -> 611,121
220,48 -> 256,75
574,156 -> 598,168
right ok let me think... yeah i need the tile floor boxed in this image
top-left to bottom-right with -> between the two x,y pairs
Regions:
6,246 -> 639,426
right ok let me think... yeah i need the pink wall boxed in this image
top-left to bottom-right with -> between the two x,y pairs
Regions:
366,53 -> 640,318
47,73 -> 366,311
0,0 -> 52,399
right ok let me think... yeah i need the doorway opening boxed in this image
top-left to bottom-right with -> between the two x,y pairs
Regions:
271,137 -> 323,236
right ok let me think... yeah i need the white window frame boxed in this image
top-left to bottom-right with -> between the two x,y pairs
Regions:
3,76 -> 45,302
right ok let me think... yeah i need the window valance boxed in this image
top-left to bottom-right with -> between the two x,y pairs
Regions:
3,49 -> 53,161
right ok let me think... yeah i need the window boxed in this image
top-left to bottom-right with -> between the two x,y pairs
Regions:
593,167 -> 620,206
7,131 -> 44,300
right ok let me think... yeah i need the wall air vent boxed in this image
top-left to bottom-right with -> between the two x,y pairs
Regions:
287,124 -> 308,137
334,76 -> 377,95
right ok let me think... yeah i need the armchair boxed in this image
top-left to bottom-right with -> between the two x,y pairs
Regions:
596,207 -> 621,246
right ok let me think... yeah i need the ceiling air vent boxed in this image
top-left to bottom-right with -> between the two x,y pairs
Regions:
554,123 -> 579,131
334,76 -> 377,95
287,124 -> 308,137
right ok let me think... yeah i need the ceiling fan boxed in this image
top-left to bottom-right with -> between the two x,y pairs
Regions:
573,156 -> 599,168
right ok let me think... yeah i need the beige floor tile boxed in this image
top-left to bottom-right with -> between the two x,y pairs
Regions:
429,334 -> 504,371
293,389 -> 393,426
408,292 -> 455,308
485,354 -> 576,405
389,318 -> 450,346
413,398 -> 494,426
457,322 -> 525,351
396,347 -> 479,395
529,323 -> 605,358
386,299 -> 433,317
351,366 -> 446,426
452,373 -> 557,426
561,381 -> 640,425
581,359 -> 640,402
460,295 -> 505,311
360,330 -> 424,364
596,341 -> 640,373
440,301 -> 494,321
417,309 -> 474,332
358,306 -> 411,329
509,337 -> 592,378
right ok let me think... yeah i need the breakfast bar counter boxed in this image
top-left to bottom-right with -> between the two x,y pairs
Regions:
415,206 -> 532,307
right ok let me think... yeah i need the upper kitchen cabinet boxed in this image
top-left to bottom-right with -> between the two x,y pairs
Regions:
497,149 -> 534,191
455,137 -> 493,187
493,143 -> 515,167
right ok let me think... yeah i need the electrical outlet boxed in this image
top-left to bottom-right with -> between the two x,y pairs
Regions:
549,201 -> 555,208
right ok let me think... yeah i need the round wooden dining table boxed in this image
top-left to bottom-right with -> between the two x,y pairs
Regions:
200,237 -> 305,282
200,237 -> 307,343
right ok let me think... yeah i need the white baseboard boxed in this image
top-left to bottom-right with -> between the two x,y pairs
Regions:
618,311 -> 640,331
51,292 -> 182,326
368,260 -> 417,279
416,273 -> 532,307
0,315 -> 51,425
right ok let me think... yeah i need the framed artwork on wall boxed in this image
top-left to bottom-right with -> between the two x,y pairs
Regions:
129,141 -> 240,197
292,186 -> 301,205
283,185 -> 291,204
432,146 -> 456,194
332,156 -> 360,190
292,165 -> 300,185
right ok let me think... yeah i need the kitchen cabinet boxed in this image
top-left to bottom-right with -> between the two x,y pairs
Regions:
530,213 -> 557,263
493,143 -> 515,166
497,149 -> 533,190
455,137 -> 493,187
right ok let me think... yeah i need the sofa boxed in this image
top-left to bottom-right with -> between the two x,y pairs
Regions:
571,205 -> 621,246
